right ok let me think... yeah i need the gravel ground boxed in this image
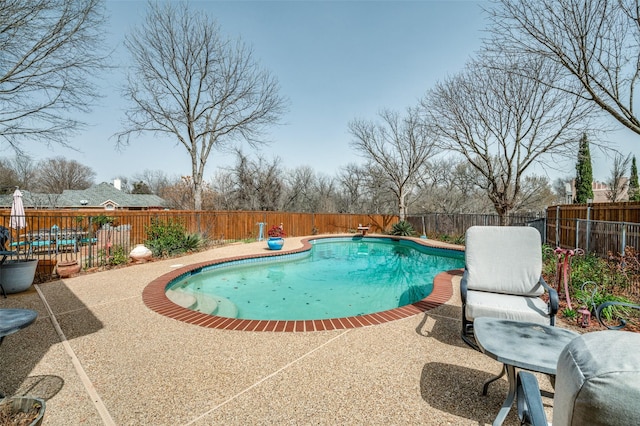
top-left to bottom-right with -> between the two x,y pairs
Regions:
0,236 -> 554,425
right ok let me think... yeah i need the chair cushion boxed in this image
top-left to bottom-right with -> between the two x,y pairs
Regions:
465,226 -> 543,296
553,330 -> 640,426
465,290 -> 550,324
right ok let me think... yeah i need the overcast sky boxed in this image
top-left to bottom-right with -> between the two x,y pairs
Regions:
18,0 -> 638,185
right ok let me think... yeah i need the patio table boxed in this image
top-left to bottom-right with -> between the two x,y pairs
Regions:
473,317 -> 579,426
0,308 -> 38,397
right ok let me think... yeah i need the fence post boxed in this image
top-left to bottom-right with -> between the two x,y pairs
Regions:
622,223 -> 627,254
575,218 -> 579,249
555,206 -> 560,247
586,205 -> 591,252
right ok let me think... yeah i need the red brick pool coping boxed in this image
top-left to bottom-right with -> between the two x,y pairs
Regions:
142,236 -> 464,332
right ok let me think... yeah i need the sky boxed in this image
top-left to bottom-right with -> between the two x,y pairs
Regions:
16,0 -> 639,185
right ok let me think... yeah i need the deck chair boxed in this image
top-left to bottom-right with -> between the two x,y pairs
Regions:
517,330 -> 640,426
51,225 -> 78,253
29,229 -> 54,254
461,226 -> 559,351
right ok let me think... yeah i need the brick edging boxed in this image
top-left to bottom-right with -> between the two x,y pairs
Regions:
142,236 -> 461,332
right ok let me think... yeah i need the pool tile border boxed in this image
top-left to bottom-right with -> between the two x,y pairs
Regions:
142,236 -> 463,332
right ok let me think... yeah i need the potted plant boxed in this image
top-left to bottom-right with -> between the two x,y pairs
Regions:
0,396 -> 46,425
0,257 -> 39,293
267,224 -> 286,250
0,226 -> 38,294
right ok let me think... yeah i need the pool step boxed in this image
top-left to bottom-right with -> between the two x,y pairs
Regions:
210,295 -> 239,318
190,292 -> 238,318
165,289 -> 197,310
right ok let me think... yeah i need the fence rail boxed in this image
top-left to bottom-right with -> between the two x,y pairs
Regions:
405,212 -> 543,240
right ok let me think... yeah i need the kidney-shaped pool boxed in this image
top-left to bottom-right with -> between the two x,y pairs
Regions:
161,237 -> 464,324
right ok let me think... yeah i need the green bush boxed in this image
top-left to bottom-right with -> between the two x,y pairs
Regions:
543,247 -> 638,317
95,245 -> 128,267
110,245 -> 128,266
437,234 -> 465,245
390,221 -> 415,236
145,218 -> 205,257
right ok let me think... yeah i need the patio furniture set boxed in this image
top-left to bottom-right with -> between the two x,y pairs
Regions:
461,225 -> 640,426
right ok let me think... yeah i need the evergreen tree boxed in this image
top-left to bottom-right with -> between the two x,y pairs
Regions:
630,156 -> 640,201
574,133 -> 594,203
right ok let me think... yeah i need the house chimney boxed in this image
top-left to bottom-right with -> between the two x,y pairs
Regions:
114,178 -> 122,190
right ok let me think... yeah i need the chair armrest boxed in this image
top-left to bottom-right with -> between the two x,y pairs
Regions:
460,269 -> 469,304
539,277 -> 558,321
517,371 -> 548,426
596,301 -> 640,330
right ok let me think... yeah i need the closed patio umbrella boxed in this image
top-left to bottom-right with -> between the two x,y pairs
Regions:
9,188 -> 26,231
9,188 -> 27,255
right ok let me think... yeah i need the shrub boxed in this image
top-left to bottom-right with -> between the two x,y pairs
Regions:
390,221 -> 415,236
110,245 -> 128,266
145,218 -> 204,257
437,233 -> 465,245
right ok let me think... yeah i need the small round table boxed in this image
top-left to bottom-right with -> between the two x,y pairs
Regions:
473,317 -> 579,426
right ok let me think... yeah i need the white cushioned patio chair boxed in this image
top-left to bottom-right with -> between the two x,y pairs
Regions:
461,226 -> 559,351
517,330 -> 640,426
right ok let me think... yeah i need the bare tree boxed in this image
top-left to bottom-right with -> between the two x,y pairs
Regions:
488,0 -> 640,135
422,54 -> 596,225
281,166 -> 318,213
606,153 -> 631,202
0,0 -> 108,152
219,151 -> 283,211
513,175 -> 556,213
0,158 -> 19,194
132,169 -> 172,196
416,158 -> 490,214
552,176 -> 574,205
10,155 -> 37,191
32,157 -> 96,193
362,163 -> 398,216
335,163 -> 368,213
160,175 -> 217,210
117,1 -> 287,210
314,174 -> 337,213
349,108 -> 438,221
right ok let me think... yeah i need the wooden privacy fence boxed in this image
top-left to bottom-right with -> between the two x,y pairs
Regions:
0,210 -> 398,280
548,201 -> 640,224
546,203 -> 640,256
547,216 -> 640,257
0,209 -> 397,242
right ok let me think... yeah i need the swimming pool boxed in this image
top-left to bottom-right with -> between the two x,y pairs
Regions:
150,236 -> 464,330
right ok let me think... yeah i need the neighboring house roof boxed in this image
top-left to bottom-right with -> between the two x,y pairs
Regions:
0,183 -> 168,209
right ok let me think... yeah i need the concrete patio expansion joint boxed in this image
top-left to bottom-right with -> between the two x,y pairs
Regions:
182,329 -> 352,426
34,284 -> 117,426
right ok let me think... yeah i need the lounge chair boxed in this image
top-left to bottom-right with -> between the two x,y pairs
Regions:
51,225 -> 78,253
29,229 -> 54,254
517,330 -> 640,425
461,226 -> 559,351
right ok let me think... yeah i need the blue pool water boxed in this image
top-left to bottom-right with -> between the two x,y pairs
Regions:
166,237 -> 464,320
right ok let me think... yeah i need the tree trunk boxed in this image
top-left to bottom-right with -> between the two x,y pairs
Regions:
193,180 -> 202,210
398,191 -> 407,221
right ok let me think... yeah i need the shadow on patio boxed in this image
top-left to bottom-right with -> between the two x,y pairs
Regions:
0,280 -> 103,399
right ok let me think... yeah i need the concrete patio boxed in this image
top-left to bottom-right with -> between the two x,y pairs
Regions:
0,236 -> 555,425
